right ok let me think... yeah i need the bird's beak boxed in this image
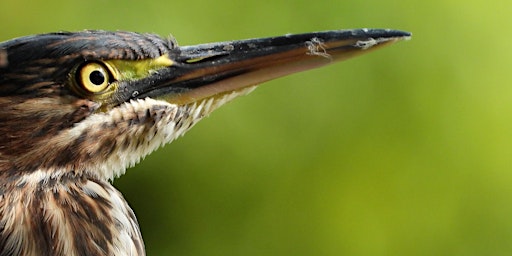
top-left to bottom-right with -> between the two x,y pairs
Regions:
137,29 -> 411,105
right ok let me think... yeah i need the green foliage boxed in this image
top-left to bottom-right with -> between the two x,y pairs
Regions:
2,0 -> 511,255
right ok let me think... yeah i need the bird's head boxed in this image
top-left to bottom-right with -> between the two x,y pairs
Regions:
0,29 -> 410,180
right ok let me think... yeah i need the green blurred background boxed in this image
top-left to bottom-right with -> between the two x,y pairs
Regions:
2,0 -> 511,255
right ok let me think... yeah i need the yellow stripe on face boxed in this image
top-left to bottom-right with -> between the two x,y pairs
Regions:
105,54 -> 173,81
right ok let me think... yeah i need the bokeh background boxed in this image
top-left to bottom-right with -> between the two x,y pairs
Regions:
1,0 -> 511,255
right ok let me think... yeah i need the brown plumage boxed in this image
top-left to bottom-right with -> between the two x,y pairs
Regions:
0,29 -> 410,255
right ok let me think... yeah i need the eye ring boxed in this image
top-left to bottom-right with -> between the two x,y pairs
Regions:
76,62 -> 113,94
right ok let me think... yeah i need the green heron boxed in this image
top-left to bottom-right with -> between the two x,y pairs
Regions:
0,29 -> 410,255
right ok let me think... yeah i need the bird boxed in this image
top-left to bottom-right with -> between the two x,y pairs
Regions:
0,28 -> 410,255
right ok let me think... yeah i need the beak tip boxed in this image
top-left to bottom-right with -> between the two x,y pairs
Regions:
358,28 -> 411,42
346,29 -> 411,52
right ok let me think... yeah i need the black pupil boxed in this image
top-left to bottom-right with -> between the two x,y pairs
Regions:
89,70 -> 105,85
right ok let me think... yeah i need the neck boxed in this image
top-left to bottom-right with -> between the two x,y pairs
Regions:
0,86 -> 257,255
0,169 -> 144,256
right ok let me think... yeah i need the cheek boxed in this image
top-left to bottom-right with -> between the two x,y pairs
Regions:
0,97 -> 100,155
66,99 -> 101,126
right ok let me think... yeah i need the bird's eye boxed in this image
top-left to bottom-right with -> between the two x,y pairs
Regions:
77,62 -> 112,93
